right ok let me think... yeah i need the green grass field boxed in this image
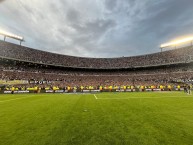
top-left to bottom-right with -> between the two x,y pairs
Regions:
0,92 -> 193,145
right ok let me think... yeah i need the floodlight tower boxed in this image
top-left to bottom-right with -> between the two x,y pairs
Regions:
160,37 -> 193,52
0,30 -> 25,45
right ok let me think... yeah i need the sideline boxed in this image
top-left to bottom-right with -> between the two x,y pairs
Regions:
0,96 -> 36,103
95,96 -> 193,100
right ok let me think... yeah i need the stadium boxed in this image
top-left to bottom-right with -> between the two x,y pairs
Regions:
1,0 -> 193,145
0,39 -> 193,93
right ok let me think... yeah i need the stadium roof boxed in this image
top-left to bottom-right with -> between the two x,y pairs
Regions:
0,29 -> 24,42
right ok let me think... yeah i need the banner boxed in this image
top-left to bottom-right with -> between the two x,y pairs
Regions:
45,90 -> 54,93
45,90 -> 64,93
82,90 -> 100,93
116,89 -> 136,92
175,88 -> 184,91
3,90 -> 29,94
126,89 -> 136,92
29,80 -> 52,84
55,90 -> 64,93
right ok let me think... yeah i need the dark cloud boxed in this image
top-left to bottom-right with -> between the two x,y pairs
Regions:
105,0 -> 117,11
0,0 -> 193,57
113,0 -> 193,56
66,8 -> 80,23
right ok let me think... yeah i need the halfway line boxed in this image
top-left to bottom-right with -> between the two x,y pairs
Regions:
94,94 -> 98,99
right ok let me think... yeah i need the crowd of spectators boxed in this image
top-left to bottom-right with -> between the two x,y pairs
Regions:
0,40 -> 193,69
0,40 -> 193,88
1,70 -> 193,88
1,60 -> 193,76
0,61 -> 193,88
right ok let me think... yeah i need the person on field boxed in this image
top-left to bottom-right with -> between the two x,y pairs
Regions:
177,85 -> 181,91
168,85 -> 172,91
187,85 -> 192,95
11,86 -> 15,94
184,85 -> 187,93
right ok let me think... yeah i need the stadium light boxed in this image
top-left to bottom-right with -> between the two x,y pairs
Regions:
160,37 -> 193,48
0,29 -> 24,45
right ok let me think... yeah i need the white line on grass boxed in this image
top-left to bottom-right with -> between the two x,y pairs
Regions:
0,96 -> 35,103
94,94 -> 98,99
96,96 -> 193,100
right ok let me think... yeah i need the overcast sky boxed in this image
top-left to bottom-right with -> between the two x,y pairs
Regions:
0,0 -> 193,58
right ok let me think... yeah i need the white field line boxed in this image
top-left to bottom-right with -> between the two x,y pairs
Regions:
0,96 -> 35,103
94,94 -> 98,99
96,96 -> 193,100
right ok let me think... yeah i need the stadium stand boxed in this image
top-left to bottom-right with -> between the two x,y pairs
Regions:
0,40 -> 193,92
0,40 -> 193,69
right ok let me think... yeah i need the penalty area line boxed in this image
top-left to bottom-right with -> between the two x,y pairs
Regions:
94,94 -> 98,99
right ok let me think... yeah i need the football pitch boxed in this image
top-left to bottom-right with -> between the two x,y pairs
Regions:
0,92 -> 193,145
